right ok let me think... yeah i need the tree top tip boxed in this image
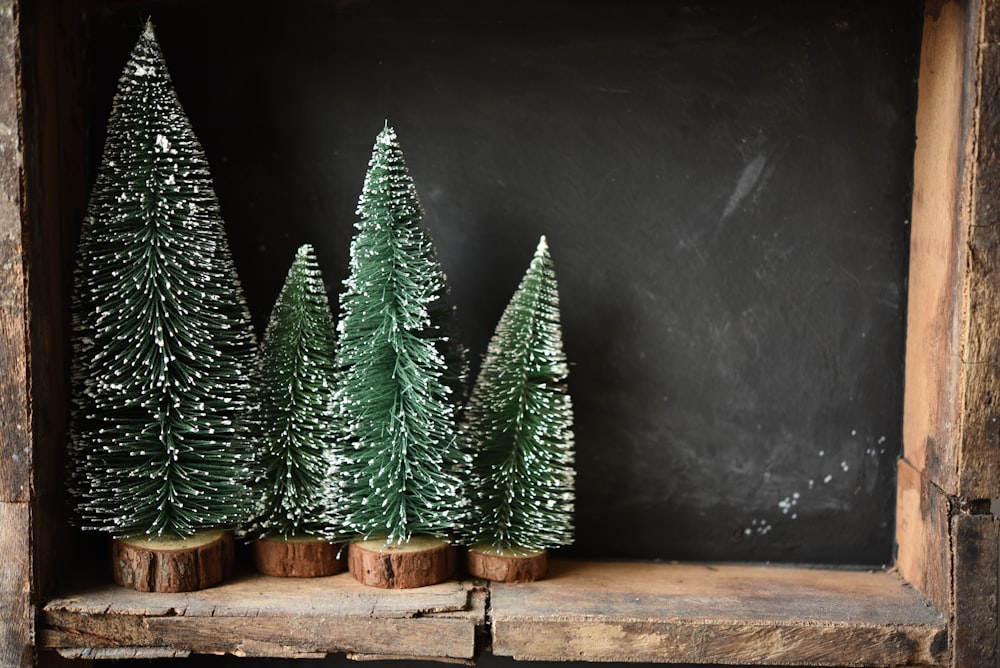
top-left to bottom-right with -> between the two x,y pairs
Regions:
376,122 -> 397,146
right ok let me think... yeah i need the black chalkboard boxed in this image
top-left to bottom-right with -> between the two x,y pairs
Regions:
82,0 -> 921,565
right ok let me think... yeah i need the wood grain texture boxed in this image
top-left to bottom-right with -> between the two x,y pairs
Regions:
113,532 -> 234,593
0,234 -> 29,504
900,5 -> 1000,668
0,0 -> 28,507
906,0 -> 1000,500
253,536 -> 343,577
959,0 -> 1000,499
39,560 -> 952,665
0,0 -> 33,665
465,547 -> 548,583
0,503 -> 31,668
40,571 -> 481,660
904,0 -> 972,497
950,510 -> 999,668
895,458 -> 951,616
490,560 -> 948,666
349,537 -> 456,589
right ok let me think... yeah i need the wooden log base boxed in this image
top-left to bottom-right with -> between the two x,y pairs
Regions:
465,544 -> 548,582
253,536 -> 344,577
348,536 -> 456,589
113,531 -> 234,593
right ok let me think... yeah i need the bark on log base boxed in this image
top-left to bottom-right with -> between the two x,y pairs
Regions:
112,531 -> 233,592
465,545 -> 548,582
348,536 -> 456,588
253,536 -> 344,577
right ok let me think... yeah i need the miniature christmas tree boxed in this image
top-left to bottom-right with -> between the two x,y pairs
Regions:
462,236 -> 575,582
336,124 -> 466,587
68,21 -> 256,591
246,244 -> 345,577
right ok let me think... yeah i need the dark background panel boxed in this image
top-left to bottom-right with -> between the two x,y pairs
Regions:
79,0 -> 920,564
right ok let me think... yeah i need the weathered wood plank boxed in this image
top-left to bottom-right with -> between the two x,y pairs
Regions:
45,570 -> 474,616
896,458 -> 951,617
41,572 -> 483,660
0,0 -> 33,663
491,560 -> 948,666
958,0 -> 1000,499
0,231 -> 29,503
904,0 -> 972,497
42,562 -> 950,665
0,0 -> 28,507
0,502 -> 32,668
901,5 -> 1000,667
906,0 -> 1000,499
951,510 -> 999,668
143,615 -> 475,659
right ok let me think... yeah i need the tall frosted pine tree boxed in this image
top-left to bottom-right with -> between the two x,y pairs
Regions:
463,236 -> 575,554
69,21 -> 256,539
245,245 -> 342,541
336,124 -> 466,546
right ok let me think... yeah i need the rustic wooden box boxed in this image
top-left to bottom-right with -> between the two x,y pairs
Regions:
2,1 -> 998,667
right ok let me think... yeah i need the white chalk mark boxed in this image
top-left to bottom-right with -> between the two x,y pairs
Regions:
723,153 -> 768,219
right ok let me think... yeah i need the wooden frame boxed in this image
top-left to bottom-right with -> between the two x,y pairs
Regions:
1,0 -> 998,666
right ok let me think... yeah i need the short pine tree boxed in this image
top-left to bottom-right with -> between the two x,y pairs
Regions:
245,245 -> 343,540
335,124 -> 467,545
69,21 -> 257,538
463,236 -> 575,553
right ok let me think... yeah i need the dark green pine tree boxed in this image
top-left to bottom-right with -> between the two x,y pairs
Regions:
245,245 -> 343,540
463,236 -> 575,553
335,124 -> 467,545
69,21 -> 257,538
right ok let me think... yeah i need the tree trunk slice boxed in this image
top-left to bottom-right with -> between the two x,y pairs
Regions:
465,545 -> 548,582
253,536 -> 344,577
348,536 -> 456,589
113,531 -> 233,593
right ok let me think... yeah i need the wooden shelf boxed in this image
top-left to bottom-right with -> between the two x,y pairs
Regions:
41,568 -> 485,662
492,561 -> 946,666
40,560 -> 946,666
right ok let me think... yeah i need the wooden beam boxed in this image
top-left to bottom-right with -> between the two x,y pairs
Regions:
490,560 -> 948,666
906,0 -> 1000,499
40,561 -> 951,665
951,509 -> 999,667
905,0 -> 973,496
40,572 -> 484,662
0,503 -> 31,668
903,3 -> 1000,666
958,0 -> 1000,499
0,0 -> 29,506
0,0 -> 33,666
